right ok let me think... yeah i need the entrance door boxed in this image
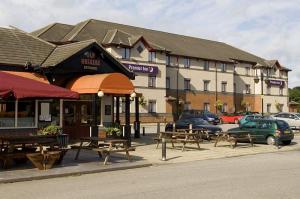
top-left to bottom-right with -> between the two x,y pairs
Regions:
63,100 -> 92,140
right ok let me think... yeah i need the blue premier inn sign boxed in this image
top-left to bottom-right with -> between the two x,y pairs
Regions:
123,63 -> 158,75
267,79 -> 285,87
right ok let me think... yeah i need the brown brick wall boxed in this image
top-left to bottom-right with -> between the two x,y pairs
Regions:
234,94 -> 261,112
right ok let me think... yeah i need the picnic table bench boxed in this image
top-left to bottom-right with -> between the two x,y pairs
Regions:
0,135 -> 66,170
72,137 -> 135,165
155,131 -> 202,151
214,131 -> 257,148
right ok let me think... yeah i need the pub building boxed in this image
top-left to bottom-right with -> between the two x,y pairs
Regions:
0,27 -> 140,142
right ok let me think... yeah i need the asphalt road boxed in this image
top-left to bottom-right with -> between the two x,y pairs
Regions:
1,150 -> 300,199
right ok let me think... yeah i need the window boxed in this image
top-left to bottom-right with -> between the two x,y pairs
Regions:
279,87 -> 283,95
245,84 -> 251,94
148,75 -> 156,88
245,67 -> 250,76
204,61 -> 209,70
148,100 -> 156,113
204,103 -> 210,112
267,85 -> 271,95
233,65 -> 236,73
137,45 -> 144,53
148,51 -> 156,62
184,102 -> 191,110
184,79 -> 191,91
221,63 -> 226,72
183,57 -> 190,68
221,82 -> 227,92
166,77 -> 170,89
257,121 -> 272,129
266,68 -> 271,77
121,48 -> 130,59
267,104 -> 271,113
18,100 -> 36,127
204,80 -> 210,91
121,99 -> 126,113
222,103 -> 228,113
0,100 -> 15,127
166,55 -> 171,65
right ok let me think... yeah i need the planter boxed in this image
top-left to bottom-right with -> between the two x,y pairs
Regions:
26,151 -> 61,170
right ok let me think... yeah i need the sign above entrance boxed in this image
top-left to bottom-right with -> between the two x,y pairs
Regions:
81,51 -> 101,71
123,63 -> 158,75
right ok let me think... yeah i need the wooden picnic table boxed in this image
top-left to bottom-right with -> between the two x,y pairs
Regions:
155,131 -> 202,151
0,135 -> 62,170
72,137 -> 135,165
214,131 -> 255,148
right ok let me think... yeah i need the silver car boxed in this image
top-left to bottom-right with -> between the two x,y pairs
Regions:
273,112 -> 300,129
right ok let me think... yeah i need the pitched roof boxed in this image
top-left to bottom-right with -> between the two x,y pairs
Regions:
32,19 -> 270,64
31,23 -> 74,42
42,39 -> 96,67
0,27 -> 55,66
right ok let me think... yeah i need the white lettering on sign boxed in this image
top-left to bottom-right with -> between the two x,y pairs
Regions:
83,65 -> 98,71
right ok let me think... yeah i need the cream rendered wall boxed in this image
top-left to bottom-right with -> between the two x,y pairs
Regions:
106,42 -> 167,114
263,96 -> 288,113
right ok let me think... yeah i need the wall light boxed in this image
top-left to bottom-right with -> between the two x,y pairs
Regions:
130,92 -> 136,98
97,91 -> 104,97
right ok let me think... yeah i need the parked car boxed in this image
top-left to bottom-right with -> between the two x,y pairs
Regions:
228,119 -> 294,145
165,117 -> 222,134
272,112 -> 300,130
220,113 -> 243,124
180,110 -> 220,125
239,114 -> 263,126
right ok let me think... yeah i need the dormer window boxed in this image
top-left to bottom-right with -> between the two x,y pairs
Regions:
137,45 -> 144,53
121,48 -> 130,59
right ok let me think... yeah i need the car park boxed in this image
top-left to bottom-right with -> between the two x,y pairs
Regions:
220,113 -> 243,124
228,119 -> 294,145
272,112 -> 300,130
165,117 -> 222,134
180,110 -> 220,125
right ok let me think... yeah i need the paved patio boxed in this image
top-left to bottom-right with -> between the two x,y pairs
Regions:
0,124 -> 299,183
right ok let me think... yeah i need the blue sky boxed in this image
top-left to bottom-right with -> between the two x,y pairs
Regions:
0,0 -> 299,87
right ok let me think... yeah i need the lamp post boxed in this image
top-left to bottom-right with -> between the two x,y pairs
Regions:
175,64 -> 179,120
260,71 -> 264,116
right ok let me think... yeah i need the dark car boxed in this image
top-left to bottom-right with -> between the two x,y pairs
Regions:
180,110 -> 220,125
165,117 -> 222,134
228,119 -> 294,145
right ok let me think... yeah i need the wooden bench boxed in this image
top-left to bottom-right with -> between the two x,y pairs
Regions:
155,132 -> 201,151
0,152 -> 28,169
93,147 -> 136,165
214,132 -> 257,148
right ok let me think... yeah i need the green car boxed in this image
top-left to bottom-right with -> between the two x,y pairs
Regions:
228,119 -> 294,145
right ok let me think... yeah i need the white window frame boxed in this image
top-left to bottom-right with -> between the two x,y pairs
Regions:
221,63 -> 226,72
148,100 -> 157,113
121,48 -> 130,59
148,51 -> 156,62
184,79 -> 191,91
204,80 -> 210,91
246,84 -> 251,94
221,82 -> 227,92
184,57 -> 190,68
148,75 -> 156,88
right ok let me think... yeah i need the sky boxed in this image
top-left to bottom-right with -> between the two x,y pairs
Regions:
0,0 -> 299,87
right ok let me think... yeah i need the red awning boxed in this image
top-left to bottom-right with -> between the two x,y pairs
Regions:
0,71 -> 79,99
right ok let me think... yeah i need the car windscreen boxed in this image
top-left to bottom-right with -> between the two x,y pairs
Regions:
276,120 -> 289,130
206,113 -> 217,118
295,113 -> 300,118
191,118 -> 209,125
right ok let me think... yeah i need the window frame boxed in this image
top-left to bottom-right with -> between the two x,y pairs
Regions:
148,100 -> 157,113
121,48 -> 130,59
183,57 -> 190,68
184,78 -> 191,91
221,82 -> 227,92
148,75 -> 157,88
148,51 -> 156,62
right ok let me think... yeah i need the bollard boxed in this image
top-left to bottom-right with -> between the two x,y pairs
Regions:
143,127 -> 145,136
173,123 -> 176,132
162,138 -> 166,161
157,122 -> 160,134
189,123 -> 193,133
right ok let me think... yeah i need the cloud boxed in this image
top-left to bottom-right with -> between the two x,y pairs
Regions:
0,0 -> 299,87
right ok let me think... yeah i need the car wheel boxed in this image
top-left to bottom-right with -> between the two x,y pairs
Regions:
266,136 -> 275,145
282,140 -> 291,145
234,119 -> 239,124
